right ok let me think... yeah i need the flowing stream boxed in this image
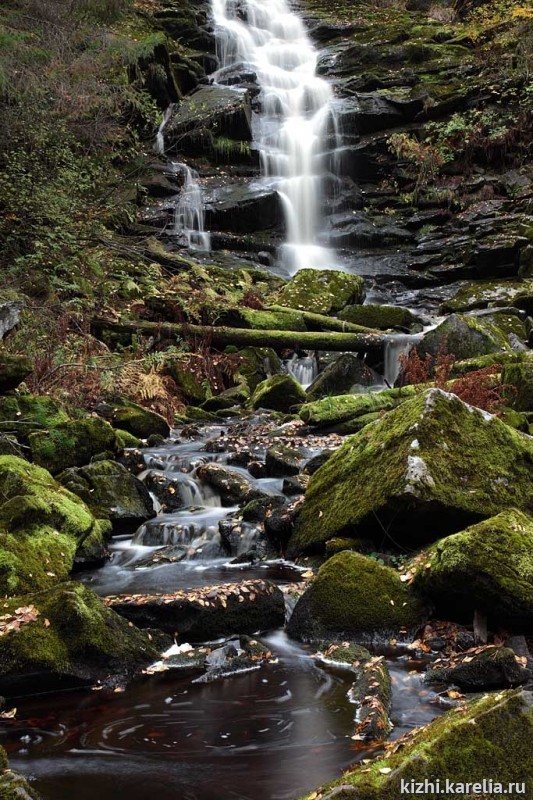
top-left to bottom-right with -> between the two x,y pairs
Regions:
2,423 -> 444,800
212,0 -> 340,272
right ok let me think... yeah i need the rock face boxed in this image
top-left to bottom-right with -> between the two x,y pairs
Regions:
287,551 -> 427,641
107,579 -> 285,641
409,509 -> 533,632
0,456 -> 108,595
314,689 -> 533,800
205,184 -> 283,233
249,373 -> 307,412
289,389 -> 533,557
274,269 -> 365,314
58,460 -> 155,531
0,582 -> 158,694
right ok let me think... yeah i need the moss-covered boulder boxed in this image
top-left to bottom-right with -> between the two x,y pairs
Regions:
0,395 -> 69,440
417,313 -> 510,361
0,456 -> 107,594
338,304 -> 418,331
300,385 -> 417,429
196,463 -> 261,506
97,398 -> 170,439
409,510 -> 533,632
0,582 -> 158,694
287,551 -> 427,641
29,417 -> 119,474
58,460 -> 155,532
273,269 -> 365,315
249,374 -> 307,412
0,354 -> 32,393
305,689 -> 533,800
289,389 -> 533,557
503,360 -> 533,411
235,346 -> 282,391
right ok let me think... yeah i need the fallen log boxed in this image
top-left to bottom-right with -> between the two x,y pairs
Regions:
91,317 -> 393,353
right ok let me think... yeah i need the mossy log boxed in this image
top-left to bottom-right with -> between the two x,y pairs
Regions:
268,306 -> 376,334
91,317 -> 392,353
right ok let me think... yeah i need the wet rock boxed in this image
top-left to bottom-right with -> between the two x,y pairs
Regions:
96,398 -> 170,439
107,579 -> 285,641
282,474 -> 309,496
265,443 -> 304,477
417,313 -> 511,362
348,655 -> 392,741
58,460 -> 155,532
274,269 -> 365,314
249,374 -> 307,412
337,93 -> 404,134
288,551 -> 427,642
0,354 -> 32,392
290,389 -> 533,556
0,582 -> 158,695
240,495 -> 286,523
205,184 -> 282,233
306,354 -> 376,400
304,449 -> 335,474
264,499 -> 302,552
29,417 -> 120,474
236,346 -> 282,391
143,471 -> 187,512
330,218 -> 415,248
315,689 -> 533,800
0,455 -> 109,594
196,462 -> 262,505
425,646 -> 531,691
409,509 -> 533,633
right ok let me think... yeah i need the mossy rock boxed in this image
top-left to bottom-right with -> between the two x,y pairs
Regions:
0,354 -> 32,393
409,510 -> 533,632
249,374 -> 307,412
325,537 -> 374,557
300,385 -> 417,428
58,460 -> 155,531
502,360 -> 533,411
306,354 -> 377,401
29,417 -> 119,474
265,443 -> 304,477
0,395 -> 70,441
441,279 -> 533,314
338,304 -> 418,330
235,347 -> 282,391
304,689 -> 533,800
273,269 -> 365,315
97,398 -> 170,439
287,551 -> 427,641
0,456 -> 105,594
0,582 -> 158,694
289,389 -> 533,557
417,313 -> 510,362
217,307 -> 306,331
450,350 -> 531,377
0,752 -> 42,799
425,646 -> 531,691
115,428 -> 144,449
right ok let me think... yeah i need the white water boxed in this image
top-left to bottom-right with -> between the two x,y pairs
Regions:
383,334 -> 423,388
211,0 -> 339,273
286,352 -> 318,388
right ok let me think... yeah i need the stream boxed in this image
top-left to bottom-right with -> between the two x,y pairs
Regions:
1,423 -> 444,800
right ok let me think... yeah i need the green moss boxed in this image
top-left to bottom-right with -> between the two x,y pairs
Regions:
300,385 -> 417,428
287,551 -> 427,640
410,509 -> 533,631
303,689 -> 533,800
29,417 -> 119,473
273,269 -> 365,315
0,582 -> 158,688
249,374 -> 307,412
235,347 -> 282,391
325,537 -> 374,557
0,766 -> 42,799
338,304 -> 418,330
502,361 -> 533,411
289,389 -> 533,556
418,314 -> 510,362
218,307 -> 306,332
441,279 -> 533,314
0,395 -> 70,440
450,350 -> 531,377
115,428 -> 143,449
93,399 -> 170,439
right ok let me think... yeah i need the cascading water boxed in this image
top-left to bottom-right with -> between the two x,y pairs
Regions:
286,352 -> 319,388
383,333 -> 423,388
211,0 -> 340,273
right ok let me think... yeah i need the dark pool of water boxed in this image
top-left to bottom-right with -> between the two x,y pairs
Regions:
2,635 -> 442,800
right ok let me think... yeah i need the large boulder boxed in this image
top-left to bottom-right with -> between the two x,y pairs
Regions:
249,374 -> 307,412
107,579 -> 285,641
0,582 -> 158,694
312,689 -> 533,800
58,460 -> 155,531
289,389 -> 533,556
417,313 -> 510,362
409,509 -> 533,632
205,184 -> 282,233
28,417 -> 119,474
0,456 -> 108,595
287,551 -> 427,642
96,398 -> 170,439
236,347 -> 282,391
273,269 -> 365,315
338,304 -> 419,331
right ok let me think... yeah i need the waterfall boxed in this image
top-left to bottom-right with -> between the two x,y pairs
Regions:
211,0 -> 339,273
171,163 -> 211,252
383,334 -> 423,388
286,352 -> 318,388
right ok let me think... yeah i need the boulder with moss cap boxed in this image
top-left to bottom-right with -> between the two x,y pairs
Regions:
289,389 -> 533,557
249,373 -> 307,412
273,269 -> 365,315
287,551 -> 428,642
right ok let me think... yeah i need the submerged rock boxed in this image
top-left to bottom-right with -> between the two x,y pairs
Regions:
312,689 -> 533,800
289,389 -> 533,556
107,579 -> 285,641
409,509 -> 533,632
0,582 -> 158,695
287,551 -> 427,642
58,460 -> 155,531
